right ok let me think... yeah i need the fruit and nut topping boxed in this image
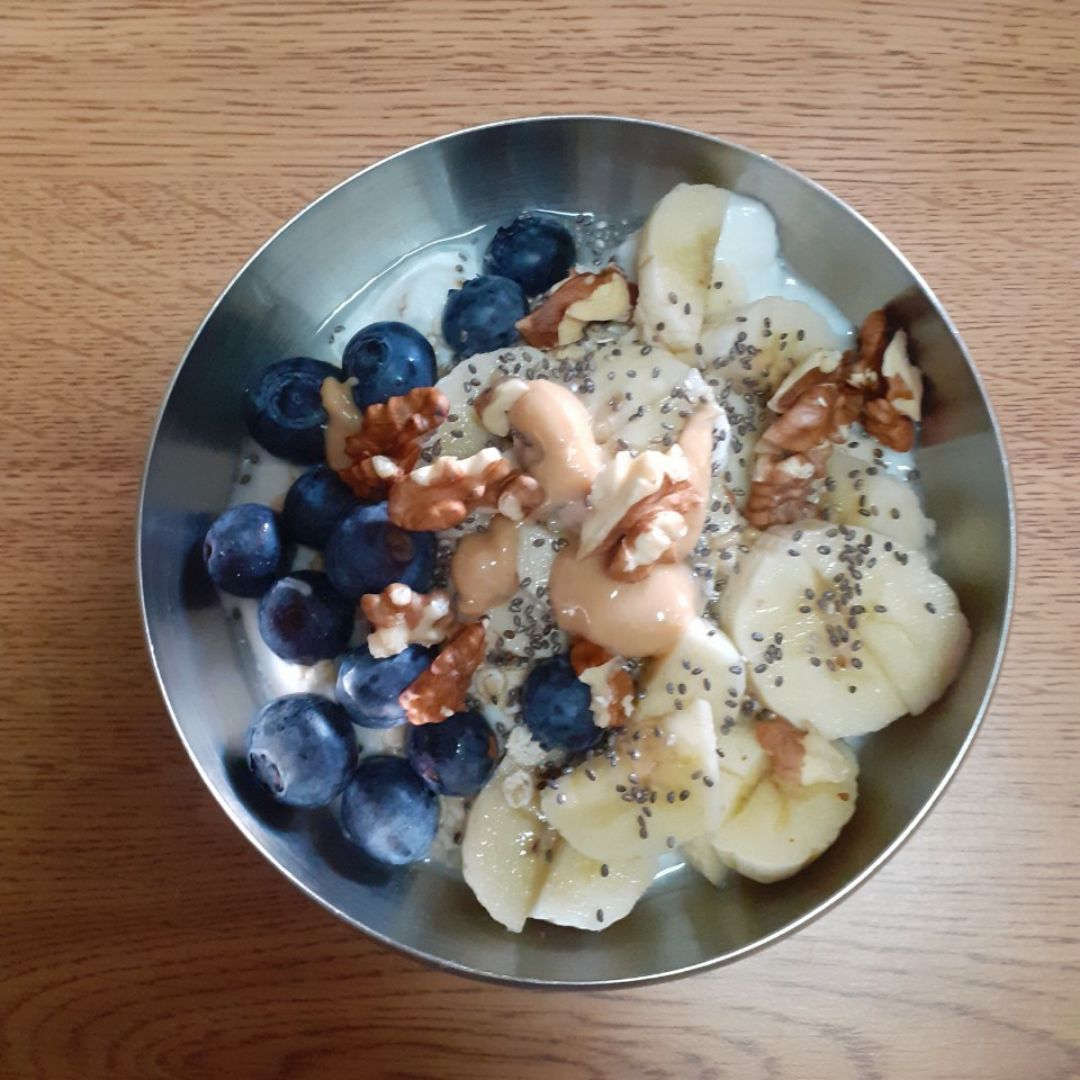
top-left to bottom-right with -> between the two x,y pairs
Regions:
206,187 -> 968,935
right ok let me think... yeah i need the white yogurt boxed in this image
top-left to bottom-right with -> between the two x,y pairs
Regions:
714,193 -> 853,337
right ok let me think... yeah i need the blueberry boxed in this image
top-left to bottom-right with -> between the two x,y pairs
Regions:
340,755 -> 439,865
342,321 -> 436,411
522,653 -> 603,753
245,694 -> 357,807
243,357 -> 340,464
203,503 -> 289,597
336,644 -> 432,729
484,214 -> 576,296
257,570 -> 354,664
324,503 -> 434,600
282,467 -> 360,549
441,275 -> 527,359
407,710 -> 498,797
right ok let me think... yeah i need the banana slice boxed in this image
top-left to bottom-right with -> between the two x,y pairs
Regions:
462,763 -> 551,933
822,448 -> 935,552
795,726 -> 858,786
637,617 -> 747,725
682,835 -> 731,886
711,739 -> 858,883
530,844 -> 656,931
721,522 -> 969,738
540,699 -> 725,862
635,184 -> 729,353
483,522 -> 568,659
435,346 -> 549,458
697,298 -> 848,396
576,338 -> 695,445
462,761 -> 658,931
601,366 -> 729,458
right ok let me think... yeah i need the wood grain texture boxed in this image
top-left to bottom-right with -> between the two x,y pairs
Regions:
1,1 -> 1078,1077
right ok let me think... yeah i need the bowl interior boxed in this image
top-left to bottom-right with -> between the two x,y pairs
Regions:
139,117 -> 1013,986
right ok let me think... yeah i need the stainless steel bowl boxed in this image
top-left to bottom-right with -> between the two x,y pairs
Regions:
138,116 -> 1014,987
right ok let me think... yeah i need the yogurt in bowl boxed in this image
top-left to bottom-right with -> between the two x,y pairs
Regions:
204,180 -> 967,933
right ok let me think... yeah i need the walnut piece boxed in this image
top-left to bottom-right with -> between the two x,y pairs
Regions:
747,310 -> 926,525
569,640 -> 635,728
755,717 -> 806,785
864,329 -> 922,451
338,387 -> 450,499
361,583 -> 455,659
569,639 -> 613,674
516,267 -> 634,349
388,448 -> 543,530
768,349 -> 844,413
494,472 -> 545,522
399,622 -> 487,726
573,434 -> 705,579
746,443 -> 831,529
579,446 -> 691,557
605,476 -> 703,582
762,380 -> 858,455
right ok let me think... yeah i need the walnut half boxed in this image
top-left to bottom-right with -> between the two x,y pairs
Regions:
516,267 -> 634,349
338,387 -> 450,499
569,640 -> 635,728
399,622 -> 487,726
605,477 -> 702,582
361,584 -> 455,659
388,448 -> 544,531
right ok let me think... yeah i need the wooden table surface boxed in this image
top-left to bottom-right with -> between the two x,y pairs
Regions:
3,1 -> 1078,1077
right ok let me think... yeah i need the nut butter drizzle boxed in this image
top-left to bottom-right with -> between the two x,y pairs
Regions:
452,514 -> 520,618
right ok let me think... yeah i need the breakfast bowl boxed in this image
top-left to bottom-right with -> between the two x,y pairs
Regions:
138,115 -> 1014,987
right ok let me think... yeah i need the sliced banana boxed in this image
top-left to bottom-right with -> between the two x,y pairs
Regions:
702,194 -> 778,324
483,522 -> 567,659
531,844 -> 656,931
574,337 -> 695,445
541,699 -> 725,862
714,386 -> 768,502
697,297 -> 848,396
690,497 -> 757,620
720,522 -> 969,738
637,617 -> 747,726
434,346 -> 549,458
635,183 -> 729,353
599,365 -> 728,458
822,448 -> 935,552
682,834 -> 731,886
796,726 -> 858,786
710,740 -> 858,884
462,762 -> 550,933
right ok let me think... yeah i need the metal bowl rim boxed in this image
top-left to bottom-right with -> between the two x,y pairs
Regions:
136,113 -> 1017,989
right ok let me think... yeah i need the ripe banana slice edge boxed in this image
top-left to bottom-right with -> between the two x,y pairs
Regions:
636,616 -> 747,726
635,183 -> 730,354
531,843 -> 657,931
822,448 -> 935,552
710,739 -> 859,884
720,521 -> 969,739
697,296 -> 849,396
540,699 -> 725,863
